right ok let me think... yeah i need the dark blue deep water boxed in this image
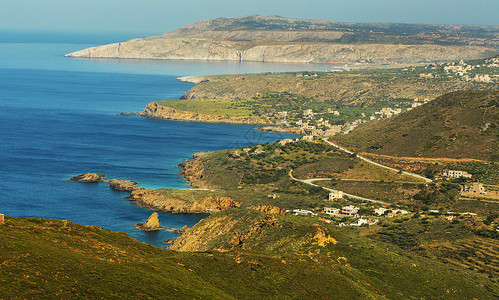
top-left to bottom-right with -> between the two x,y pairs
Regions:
0,32 -> 329,247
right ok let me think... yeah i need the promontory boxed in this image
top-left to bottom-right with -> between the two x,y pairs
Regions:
65,15 -> 499,67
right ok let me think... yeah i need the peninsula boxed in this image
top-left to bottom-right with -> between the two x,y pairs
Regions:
66,15 -> 499,68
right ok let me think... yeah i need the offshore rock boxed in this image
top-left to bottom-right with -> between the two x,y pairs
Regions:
108,179 -> 139,192
69,173 -> 106,183
135,212 -> 163,231
70,173 -> 141,192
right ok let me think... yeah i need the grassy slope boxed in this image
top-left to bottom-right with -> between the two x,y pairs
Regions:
5,215 -> 498,299
333,90 -> 499,161
170,209 -> 499,299
185,140 -> 423,209
156,99 -> 254,116
180,68 -> 497,107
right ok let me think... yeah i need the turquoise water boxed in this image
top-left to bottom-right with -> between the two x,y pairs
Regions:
0,32 -> 328,247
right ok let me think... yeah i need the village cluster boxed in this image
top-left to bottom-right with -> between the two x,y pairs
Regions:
418,57 -> 499,83
286,167 -> 491,227
270,97 -> 436,139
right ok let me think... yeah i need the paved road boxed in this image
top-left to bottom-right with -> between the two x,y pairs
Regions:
289,170 -> 390,205
323,138 -> 432,183
302,178 -> 421,184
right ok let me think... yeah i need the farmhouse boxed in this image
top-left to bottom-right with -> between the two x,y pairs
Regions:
442,170 -> 472,179
328,190 -> 343,200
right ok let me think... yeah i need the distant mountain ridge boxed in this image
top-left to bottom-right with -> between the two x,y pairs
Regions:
163,15 -> 499,46
333,90 -> 499,161
66,15 -> 498,66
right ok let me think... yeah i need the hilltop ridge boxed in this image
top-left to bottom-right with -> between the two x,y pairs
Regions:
332,90 -> 499,160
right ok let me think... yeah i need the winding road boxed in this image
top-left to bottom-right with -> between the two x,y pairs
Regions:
289,170 -> 390,205
288,138 -> 433,206
323,138 -> 433,183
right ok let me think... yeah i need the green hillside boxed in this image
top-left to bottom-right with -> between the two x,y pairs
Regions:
1,215 -> 498,299
333,90 -> 499,161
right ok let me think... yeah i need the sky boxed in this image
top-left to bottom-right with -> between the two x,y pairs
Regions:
1,0 -> 498,36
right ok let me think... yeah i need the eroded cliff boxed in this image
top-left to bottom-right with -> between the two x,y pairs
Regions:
66,36 -> 496,65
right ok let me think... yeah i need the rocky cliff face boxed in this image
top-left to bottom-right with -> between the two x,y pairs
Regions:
177,152 -> 210,189
66,35 -> 496,65
127,102 -> 271,125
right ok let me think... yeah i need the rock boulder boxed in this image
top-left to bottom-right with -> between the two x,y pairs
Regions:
135,212 -> 163,231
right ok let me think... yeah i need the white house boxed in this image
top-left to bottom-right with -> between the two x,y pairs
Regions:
350,218 -> 378,226
323,207 -> 340,216
341,205 -> 359,215
329,190 -> 343,201
303,109 -> 314,118
443,170 -> 472,179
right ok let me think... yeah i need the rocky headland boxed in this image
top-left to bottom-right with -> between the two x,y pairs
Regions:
70,172 -> 239,214
65,36 -> 496,67
65,15 -> 498,67
121,101 -> 272,125
125,189 -> 240,214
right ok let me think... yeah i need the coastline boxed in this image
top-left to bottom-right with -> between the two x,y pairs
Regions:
69,171 -> 239,214
121,101 -> 304,134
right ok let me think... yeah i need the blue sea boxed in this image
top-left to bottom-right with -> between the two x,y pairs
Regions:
0,31 -> 330,247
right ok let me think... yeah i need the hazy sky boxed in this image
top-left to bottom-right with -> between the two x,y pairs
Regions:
1,0 -> 498,36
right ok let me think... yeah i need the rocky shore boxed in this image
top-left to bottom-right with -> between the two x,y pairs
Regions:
177,152 -> 211,189
125,189 -> 240,214
69,172 -> 239,214
121,102 -> 273,125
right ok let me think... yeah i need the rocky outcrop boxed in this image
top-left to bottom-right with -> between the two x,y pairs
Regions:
257,126 -> 305,135
165,225 -> 188,234
135,212 -> 163,231
70,172 -> 239,214
108,179 -> 138,192
69,173 -> 105,183
124,102 -> 272,125
69,173 -> 141,192
250,205 -> 286,215
169,212 -> 282,252
178,152 -> 210,189
125,188 -> 240,214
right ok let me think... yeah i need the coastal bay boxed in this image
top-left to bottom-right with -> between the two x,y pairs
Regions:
0,33 -> 302,247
